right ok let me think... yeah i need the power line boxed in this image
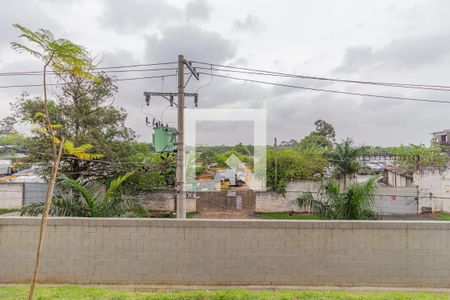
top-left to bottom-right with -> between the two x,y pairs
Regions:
192,61 -> 450,92
0,62 -> 177,76
0,67 -> 178,77
199,72 -> 450,105
0,74 -> 178,89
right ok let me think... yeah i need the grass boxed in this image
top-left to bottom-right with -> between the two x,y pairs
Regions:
0,286 -> 449,300
435,213 -> 450,221
255,212 -> 321,220
0,208 -> 20,215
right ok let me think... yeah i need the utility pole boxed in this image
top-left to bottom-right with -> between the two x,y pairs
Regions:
176,54 -> 199,219
274,137 -> 278,185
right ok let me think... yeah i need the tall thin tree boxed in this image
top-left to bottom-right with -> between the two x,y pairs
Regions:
11,24 -> 100,300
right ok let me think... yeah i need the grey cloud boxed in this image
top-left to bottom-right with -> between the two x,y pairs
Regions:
185,0 -> 211,21
145,25 -> 235,63
233,15 -> 264,33
0,0 -> 60,55
100,0 -> 182,34
335,35 -> 450,73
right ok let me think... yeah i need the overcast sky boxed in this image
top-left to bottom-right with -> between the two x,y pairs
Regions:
1,0 -> 450,146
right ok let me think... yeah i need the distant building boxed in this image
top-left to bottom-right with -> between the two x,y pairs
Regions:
432,129 -> 450,155
383,166 -> 413,187
0,160 -> 12,176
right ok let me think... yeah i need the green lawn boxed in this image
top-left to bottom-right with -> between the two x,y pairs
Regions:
0,286 -> 449,300
0,208 -> 20,215
255,212 -> 321,220
436,213 -> 450,221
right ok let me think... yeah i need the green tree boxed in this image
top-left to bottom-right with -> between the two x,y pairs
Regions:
314,119 -> 335,141
10,72 -> 134,179
21,173 -> 147,217
298,133 -> 332,150
265,148 -> 327,193
197,149 -> 218,165
117,142 -> 176,192
327,138 -> 364,188
294,177 -> 379,220
215,150 -> 252,168
388,143 -> 448,172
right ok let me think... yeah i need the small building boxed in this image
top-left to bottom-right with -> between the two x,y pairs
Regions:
432,129 -> 450,155
383,166 -> 413,187
0,159 -> 12,176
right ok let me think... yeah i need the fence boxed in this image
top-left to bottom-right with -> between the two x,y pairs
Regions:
0,217 -> 449,287
0,183 -> 47,209
196,191 -> 256,212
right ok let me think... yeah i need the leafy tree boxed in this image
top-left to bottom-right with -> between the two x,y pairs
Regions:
116,142 -> 176,192
314,119 -> 335,141
11,24 -> 100,300
388,143 -> 448,173
280,139 -> 298,147
359,143 -> 448,173
294,177 -> 379,220
10,73 -> 134,179
327,138 -> 364,188
21,173 -> 147,217
215,150 -> 252,168
233,142 -> 254,155
298,133 -> 332,150
197,149 -> 218,165
265,148 -> 327,193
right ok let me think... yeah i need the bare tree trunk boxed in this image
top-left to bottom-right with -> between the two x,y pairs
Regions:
28,57 -> 60,300
28,139 -> 64,300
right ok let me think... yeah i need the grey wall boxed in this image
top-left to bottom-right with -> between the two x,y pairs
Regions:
0,183 -> 48,209
23,183 -> 48,206
142,183 -> 422,215
0,183 -> 23,209
374,187 -> 418,215
1,217 -> 449,287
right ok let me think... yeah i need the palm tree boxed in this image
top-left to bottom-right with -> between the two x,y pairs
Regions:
21,173 -> 148,217
294,177 -> 379,220
327,138 -> 364,188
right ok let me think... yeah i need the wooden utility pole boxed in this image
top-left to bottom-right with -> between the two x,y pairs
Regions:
176,55 -> 199,218
274,137 -> 278,185
176,55 -> 186,219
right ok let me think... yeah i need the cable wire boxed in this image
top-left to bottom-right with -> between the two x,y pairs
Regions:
199,72 -> 450,105
0,74 -> 178,89
192,61 -> 450,92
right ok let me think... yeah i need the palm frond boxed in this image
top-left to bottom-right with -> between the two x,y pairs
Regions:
21,202 -> 45,216
293,192 -> 329,217
59,174 -> 96,213
102,172 -> 133,204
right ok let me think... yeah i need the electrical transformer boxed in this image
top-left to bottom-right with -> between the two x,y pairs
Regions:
152,126 -> 177,152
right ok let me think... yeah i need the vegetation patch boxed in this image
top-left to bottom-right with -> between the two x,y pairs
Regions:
436,213 -> 450,221
0,208 -> 20,215
0,286 -> 449,300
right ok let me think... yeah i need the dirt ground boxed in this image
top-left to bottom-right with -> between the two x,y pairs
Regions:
192,212 -> 440,220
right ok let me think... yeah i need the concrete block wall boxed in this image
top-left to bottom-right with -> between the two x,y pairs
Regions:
1,217 -> 449,287
0,183 -> 23,209
256,180 -> 320,212
374,187 -> 418,215
139,190 -> 196,212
